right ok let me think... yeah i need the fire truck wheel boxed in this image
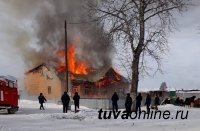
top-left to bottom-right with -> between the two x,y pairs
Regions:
7,108 -> 16,114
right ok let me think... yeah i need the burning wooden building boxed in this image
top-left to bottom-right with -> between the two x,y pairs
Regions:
71,68 -> 130,109
71,68 -> 129,99
25,63 -> 129,109
24,43 -> 130,109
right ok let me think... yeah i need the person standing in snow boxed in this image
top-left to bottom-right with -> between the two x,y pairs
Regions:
61,91 -> 70,113
145,93 -> 151,114
154,94 -> 160,110
73,92 -> 80,113
111,92 -> 119,112
38,93 -> 47,110
125,93 -> 132,115
136,93 -> 142,113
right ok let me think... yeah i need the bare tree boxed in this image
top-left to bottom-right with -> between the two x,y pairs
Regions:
88,0 -> 191,110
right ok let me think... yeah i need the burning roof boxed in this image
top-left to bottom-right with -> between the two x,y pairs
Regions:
96,68 -> 129,86
72,67 -> 129,87
26,61 -> 129,88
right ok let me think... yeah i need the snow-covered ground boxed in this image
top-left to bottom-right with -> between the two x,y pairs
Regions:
0,100 -> 200,131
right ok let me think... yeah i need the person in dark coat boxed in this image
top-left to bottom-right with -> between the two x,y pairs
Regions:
38,93 -> 47,110
175,97 -> 180,106
136,93 -> 142,113
73,92 -> 80,113
111,92 -> 119,112
154,94 -> 160,110
61,92 -> 70,113
125,93 -> 132,115
145,93 -> 151,114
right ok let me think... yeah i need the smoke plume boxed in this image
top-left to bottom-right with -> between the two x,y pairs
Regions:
3,0 -> 113,75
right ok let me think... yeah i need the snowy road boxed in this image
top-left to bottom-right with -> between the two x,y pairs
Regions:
0,100 -> 200,131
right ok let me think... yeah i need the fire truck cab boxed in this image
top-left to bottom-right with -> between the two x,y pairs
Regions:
0,76 -> 19,114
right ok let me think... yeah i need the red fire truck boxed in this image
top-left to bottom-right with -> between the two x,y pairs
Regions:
0,76 -> 19,114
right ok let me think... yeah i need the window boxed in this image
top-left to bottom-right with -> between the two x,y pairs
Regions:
48,86 -> 51,94
0,82 -> 2,88
6,81 -> 9,87
9,82 -> 14,88
13,83 -> 17,88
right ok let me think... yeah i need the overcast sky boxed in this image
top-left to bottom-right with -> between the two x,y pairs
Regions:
139,1 -> 200,91
0,1 -> 200,91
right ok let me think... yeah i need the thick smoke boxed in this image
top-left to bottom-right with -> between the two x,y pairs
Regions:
4,0 -> 113,75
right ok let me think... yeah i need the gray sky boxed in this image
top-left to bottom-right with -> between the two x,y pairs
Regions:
0,0 -> 200,91
138,2 -> 200,91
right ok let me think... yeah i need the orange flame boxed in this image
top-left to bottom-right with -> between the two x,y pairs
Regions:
95,68 -> 121,86
56,44 -> 88,75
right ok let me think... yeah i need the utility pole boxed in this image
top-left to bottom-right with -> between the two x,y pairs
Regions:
65,20 -> 68,92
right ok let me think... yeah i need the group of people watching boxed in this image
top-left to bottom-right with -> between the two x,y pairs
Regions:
38,92 -> 80,113
38,91 -> 160,114
61,91 -> 80,113
112,92 -> 160,114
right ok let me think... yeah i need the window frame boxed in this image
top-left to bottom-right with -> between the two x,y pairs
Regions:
48,86 -> 52,94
